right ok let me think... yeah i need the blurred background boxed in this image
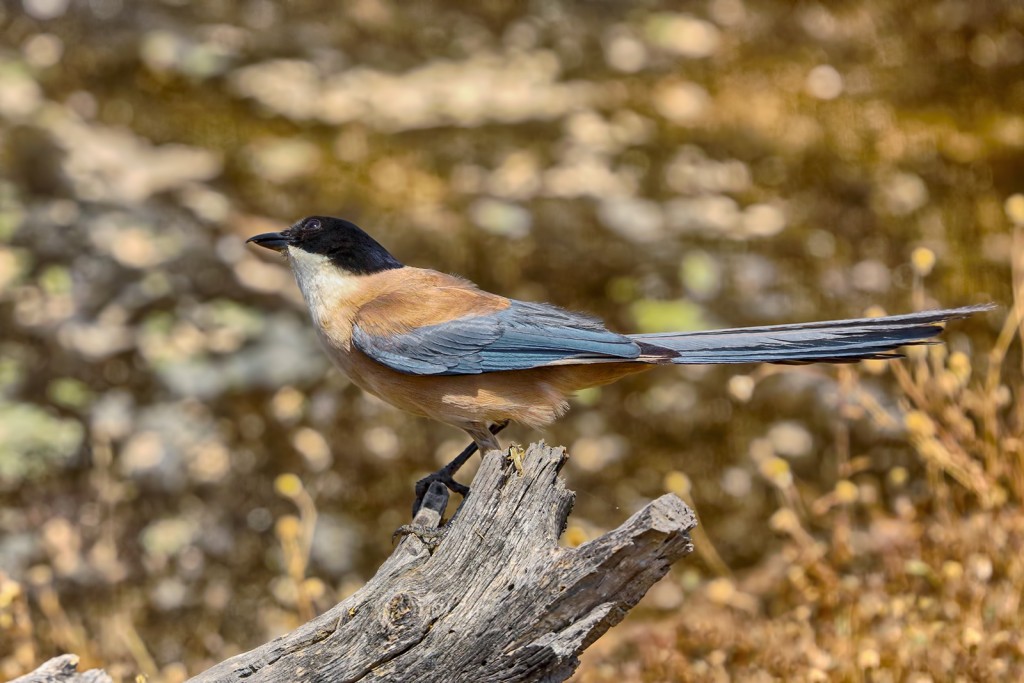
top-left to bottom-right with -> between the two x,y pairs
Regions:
1,0 -> 1022,680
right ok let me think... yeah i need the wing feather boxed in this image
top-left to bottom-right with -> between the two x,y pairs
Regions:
353,299 -> 640,375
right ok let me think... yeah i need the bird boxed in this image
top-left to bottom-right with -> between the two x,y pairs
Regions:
248,215 -> 991,511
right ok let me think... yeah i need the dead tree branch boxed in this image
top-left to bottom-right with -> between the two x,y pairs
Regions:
22,443 -> 697,683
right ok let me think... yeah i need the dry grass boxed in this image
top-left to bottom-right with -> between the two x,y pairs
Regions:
576,241 -> 1024,681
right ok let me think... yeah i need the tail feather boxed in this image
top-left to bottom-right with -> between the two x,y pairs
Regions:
630,304 -> 993,365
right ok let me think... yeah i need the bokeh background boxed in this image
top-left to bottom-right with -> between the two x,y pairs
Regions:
1,0 -> 1022,680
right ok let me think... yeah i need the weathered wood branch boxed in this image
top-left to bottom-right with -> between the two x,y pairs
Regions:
11,655 -> 112,683
21,443 -> 697,683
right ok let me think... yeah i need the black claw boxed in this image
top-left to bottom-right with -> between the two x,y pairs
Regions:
411,468 -> 469,517
410,421 -> 510,517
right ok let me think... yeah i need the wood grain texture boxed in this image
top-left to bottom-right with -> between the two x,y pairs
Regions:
23,443 -> 697,683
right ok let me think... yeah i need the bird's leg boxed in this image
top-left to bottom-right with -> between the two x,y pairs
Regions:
408,420 -> 508,517
466,422 -> 503,455
395,421 -> 509,548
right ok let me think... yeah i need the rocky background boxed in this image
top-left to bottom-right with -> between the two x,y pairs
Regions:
1,1 -> 1021,680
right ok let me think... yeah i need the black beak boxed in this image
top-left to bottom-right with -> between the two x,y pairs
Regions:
246,232 -> 290,253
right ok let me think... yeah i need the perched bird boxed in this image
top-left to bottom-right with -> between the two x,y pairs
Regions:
248,216 -> 990,507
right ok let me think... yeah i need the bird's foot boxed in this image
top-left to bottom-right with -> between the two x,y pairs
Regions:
409,421 -> 509,517
392,523 -> 447,549
411,468 -> 469,517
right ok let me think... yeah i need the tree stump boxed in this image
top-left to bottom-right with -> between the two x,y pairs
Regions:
21,443 -> 698,683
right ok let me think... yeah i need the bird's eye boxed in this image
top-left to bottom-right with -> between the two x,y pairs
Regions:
305,218 -> 322,231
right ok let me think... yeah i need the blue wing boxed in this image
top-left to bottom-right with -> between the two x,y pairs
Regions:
352,300 -> 642,375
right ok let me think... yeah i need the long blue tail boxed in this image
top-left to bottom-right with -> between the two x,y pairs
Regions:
630,304 -> 993,365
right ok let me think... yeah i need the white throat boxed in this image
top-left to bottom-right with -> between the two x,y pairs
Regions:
287,247 -> 363,326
